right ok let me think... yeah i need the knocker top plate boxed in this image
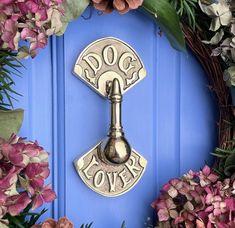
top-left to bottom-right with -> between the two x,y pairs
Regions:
74,37 -> 146,97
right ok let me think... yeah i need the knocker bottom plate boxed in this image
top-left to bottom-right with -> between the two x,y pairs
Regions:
74,141 -> 147,197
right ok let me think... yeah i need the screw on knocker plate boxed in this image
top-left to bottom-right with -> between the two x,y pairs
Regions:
73,37 -> 147,197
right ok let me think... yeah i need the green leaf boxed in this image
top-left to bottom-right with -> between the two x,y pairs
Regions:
224,153 -> 235,177
7,216 -> 25,228
26,208 -> 48,226
86,223 -> 93,228
57,0 -> 90,35
80,222 -> 93,228
141,0 -> 185,51
121,221 -> 126,228
211,152 -> 227,158
0,109 -> 24,139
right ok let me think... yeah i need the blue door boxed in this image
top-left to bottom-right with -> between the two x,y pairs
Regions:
14,8 -> 217,228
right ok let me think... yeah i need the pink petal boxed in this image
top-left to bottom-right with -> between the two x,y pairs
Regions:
202,165 -> 211,176
42,185 -> 56,203
225,198 -> 235,211
174,216 -> 184,224
0,167 -> 18,190
0,0 -> 14,4
205,206 -> 214,213
207,221 -> 213,228
152,199 -> 166,210
0,192 -> 7,204
196,219 -> 206,228
158,208 -> 169,221
169,178 -> 180,187
7,192 -> 31,216
213,208 -> 221,216
32,195 -> 43,210
30,178 -> 44,188
25,0 -> 39,13
36,9 -> 48,21
207,173 -> 219,183
21,28 -> 36,40
162,183 -> 171,192
168,186 -> 178,198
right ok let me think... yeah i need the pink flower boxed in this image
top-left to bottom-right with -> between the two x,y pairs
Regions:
174,210 -> 195,226
25,163 -> 49,190
32,184 -> 56,210
21,28 -> 36,40
183,170 -> 200,186
162,178 -> 188,198
0,135 -> 56,225
153,165 -> 235,227
152,199 -> 178,221
1,142 -> 47,167
32,217 -> 73,228
0,166 -> 19,192
0,0 -> 64,56
199,165 -> 219,187
1,19 -> 19,50
29,32 -> 48,51
215,179 -> 231,197
6,192 -> 31,216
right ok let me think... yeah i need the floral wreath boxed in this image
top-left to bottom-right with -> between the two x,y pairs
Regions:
0,0 -> 234,227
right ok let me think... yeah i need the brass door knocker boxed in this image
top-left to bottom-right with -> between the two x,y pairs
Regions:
73,37 -> 147,197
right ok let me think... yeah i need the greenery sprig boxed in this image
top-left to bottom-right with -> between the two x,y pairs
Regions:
0,51 -> 23,110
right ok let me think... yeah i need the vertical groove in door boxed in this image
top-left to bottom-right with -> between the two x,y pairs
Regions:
152,25 -> 158,197
155,35 -> 181,190
52,36 -> 66,219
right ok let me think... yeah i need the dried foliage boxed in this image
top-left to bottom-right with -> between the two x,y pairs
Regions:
183,24 -> 235,179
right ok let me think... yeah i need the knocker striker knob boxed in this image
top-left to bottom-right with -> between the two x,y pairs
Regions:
99,78 -> 131,165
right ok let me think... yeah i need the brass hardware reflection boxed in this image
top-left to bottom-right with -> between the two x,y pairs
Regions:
73,37 -> 147,197
99,78 -> 131,165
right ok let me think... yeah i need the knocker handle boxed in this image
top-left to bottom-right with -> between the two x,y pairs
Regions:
99,78 -> 131,165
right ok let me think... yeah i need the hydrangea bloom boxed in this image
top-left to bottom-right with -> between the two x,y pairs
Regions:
0,0 -> 64,57
0,134 -> 56,226
152,165 -> 235,227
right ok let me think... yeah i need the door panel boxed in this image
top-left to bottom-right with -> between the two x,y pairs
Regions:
14,8 -> 218,228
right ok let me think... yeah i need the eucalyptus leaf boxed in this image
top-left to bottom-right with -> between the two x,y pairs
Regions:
0,109 -> 24,139
202,29 -> 224,45
224,153 -> 235,176
141,0 -> 185,51
57,0 -> 90,35
199,0 -> 232,31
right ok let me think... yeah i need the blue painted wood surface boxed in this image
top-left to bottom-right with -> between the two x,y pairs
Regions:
13,8 -> 218,228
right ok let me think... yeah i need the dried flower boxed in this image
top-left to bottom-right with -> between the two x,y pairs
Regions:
153,165 -> 235,227
32,217 -> 74,228
0,134 -> 56,225
0,0 -> 64,57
